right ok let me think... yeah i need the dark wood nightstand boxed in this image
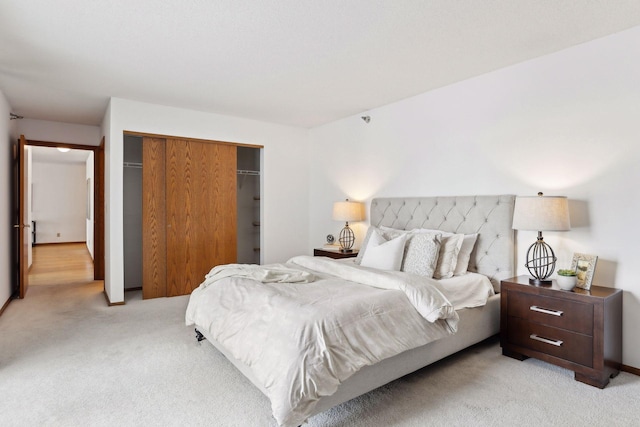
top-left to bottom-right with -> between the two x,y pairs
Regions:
313,248 -> 359,259
500,276 -> 622,388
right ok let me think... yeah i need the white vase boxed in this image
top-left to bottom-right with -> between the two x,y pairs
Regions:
556,275 -> 577,290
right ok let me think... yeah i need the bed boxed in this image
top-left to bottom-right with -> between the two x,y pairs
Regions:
186,195 -> 515,426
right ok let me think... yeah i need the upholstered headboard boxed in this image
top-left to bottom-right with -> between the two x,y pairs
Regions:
370,195 -> 515,290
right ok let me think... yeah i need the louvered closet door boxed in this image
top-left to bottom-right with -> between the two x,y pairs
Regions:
165,139 -> 237,297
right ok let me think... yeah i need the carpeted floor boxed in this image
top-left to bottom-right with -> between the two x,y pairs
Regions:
1,281 -> 638,426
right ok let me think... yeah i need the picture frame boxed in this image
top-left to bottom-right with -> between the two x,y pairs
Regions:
570,253 -> 598,290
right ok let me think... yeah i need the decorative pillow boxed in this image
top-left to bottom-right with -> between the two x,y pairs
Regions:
453,233 -> 478,276
401,232 -> 441,277
359,230 -> 407,271
413,228 -> 476,277
375,226 -> 443,278
408,229 -> 463,279
355,226 -> 382,265
433,233 -> 463,279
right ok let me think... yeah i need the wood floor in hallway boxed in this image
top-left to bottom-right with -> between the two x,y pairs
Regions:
29,243 -> 95,286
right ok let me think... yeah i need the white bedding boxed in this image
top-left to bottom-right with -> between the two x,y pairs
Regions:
185,256 -> 493,427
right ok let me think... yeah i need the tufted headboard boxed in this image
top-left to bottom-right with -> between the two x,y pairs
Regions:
370,195 -> 515,290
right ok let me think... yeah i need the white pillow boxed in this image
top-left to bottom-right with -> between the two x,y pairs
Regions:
413,228 -> 477,277
408,228 -> 463,279
360,230 -> 407,271
453,233 -> 478,276
380,225 -> 444,279
433,233 -> 463,279
354,225 -> 381,265
401,232 -> 441,277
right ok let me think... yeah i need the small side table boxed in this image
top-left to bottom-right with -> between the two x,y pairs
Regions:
500,275 -> 622,388
313,248 -> 359,259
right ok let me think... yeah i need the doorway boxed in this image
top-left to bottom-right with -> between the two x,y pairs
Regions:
13,137 -> 105,299
29,243 -> 95,286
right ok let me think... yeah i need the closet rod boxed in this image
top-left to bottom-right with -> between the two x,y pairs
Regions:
237,169 -> 260,176
124,162 -> 143,169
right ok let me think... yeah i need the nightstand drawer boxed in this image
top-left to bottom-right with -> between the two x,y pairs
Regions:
508,291 -> 593,335
507,317 -> 593,367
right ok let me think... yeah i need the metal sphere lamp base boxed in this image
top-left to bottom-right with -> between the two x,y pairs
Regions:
338,223 -> 355,253
525,231 -> 557,285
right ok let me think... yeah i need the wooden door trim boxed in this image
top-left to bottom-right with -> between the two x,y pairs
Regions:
25,139 -> 100,151
103,291 -> 125,306
123,130 -> 264,149
94,138 -> 105,281
18,135 -> 29,298
0,297 -> 12,316
22,137 -> 106,283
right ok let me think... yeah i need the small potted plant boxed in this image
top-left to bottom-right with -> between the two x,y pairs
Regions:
556,269 -> 577,290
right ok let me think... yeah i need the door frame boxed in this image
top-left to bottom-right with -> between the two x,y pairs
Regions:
18,138 -> 105,292
14,136 -> 29,298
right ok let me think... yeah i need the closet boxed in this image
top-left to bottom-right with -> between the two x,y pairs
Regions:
123,136 -> 143,290
237,146 -> 261,264
122,133 -> 261,299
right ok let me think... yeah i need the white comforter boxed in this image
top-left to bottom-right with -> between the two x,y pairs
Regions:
185,256 -> 489,426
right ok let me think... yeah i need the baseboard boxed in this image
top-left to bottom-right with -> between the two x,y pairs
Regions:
622,364 -> 640,376
125,286 -> 142,292
103,290 -> 125,306
0,296 -> 12,317
34,241 -> 86,246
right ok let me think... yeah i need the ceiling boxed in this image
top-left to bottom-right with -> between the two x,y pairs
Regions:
31,146 -> 91,164
2,1 -> 640,129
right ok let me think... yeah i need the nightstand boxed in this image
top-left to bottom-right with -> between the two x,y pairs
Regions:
500,275 -> 622,388
313,248 -> 359,259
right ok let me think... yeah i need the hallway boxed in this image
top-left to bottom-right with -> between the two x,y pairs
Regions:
29,243 -> 95,286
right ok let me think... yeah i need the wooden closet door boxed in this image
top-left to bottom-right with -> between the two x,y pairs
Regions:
166,139 -> 237,296
142,137 -> 167,299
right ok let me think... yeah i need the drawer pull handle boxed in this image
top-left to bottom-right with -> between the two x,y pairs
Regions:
530,334 -> 563,347
530,305 -> 563,317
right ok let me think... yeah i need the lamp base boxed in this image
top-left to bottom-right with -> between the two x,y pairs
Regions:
338,223 -> 355,253
524,234 -> 557,285
529,277 -> 552,286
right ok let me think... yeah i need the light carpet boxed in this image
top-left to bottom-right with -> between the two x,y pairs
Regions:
1,281 -> 638,426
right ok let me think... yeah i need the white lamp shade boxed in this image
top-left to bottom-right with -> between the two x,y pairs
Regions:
512,195 -> 570,231
332,200 -> 364,222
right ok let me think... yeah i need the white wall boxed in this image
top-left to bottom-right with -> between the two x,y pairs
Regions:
86,151 -> 95,258
101,98 -> 310,303
309,26 -> 640,368
27,146 -> 33,266
0,89 -> 17,308
17,118 -> 100,146
32,162 -> 87,243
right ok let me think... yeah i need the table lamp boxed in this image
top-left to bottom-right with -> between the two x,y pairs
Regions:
332,199 -> 364,253
512,192 -> 570,285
